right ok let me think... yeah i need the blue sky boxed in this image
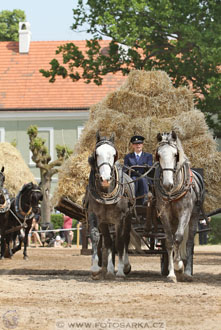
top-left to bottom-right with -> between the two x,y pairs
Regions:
1,0 -> 92,41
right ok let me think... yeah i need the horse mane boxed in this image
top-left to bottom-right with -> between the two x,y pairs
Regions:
174,136 -> 189,167
167,133 -> 190,168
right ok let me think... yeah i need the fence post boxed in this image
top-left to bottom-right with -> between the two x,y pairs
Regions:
77,223 -> 80,248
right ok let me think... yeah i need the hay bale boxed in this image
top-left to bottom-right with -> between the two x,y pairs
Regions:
54,69 -> 221,213
0,142 -> 36,196
53,151 -> 90,206
172,109 -> 209,139
104,87 -> 193,119
182,134 -> 218,166
121,70 -> 173,96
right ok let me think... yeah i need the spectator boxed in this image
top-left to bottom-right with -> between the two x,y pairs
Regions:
28,217 -> 43,247
54,235 -> 63,248
63,215 -> 73,247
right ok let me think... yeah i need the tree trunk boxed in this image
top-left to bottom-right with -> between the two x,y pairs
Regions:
40,171 -> 52,223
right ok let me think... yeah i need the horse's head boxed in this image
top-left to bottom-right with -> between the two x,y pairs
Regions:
0,166 -> 5,190
21,182 -> 43,212
89,131 -> 118,188
156,131 -> 180,191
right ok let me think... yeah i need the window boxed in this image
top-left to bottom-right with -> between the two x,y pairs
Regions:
77,126 -> 84,139
0,128 -> 5,142
29,127 -> 54,166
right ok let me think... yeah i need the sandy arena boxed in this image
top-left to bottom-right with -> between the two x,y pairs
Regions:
0,244 -> 220,330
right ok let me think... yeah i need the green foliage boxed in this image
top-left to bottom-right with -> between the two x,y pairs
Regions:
27,125 -> 51,164
208,215 -> 221,244
10,139 -> 17,147
27,125 -> 73,166
0,9 -> 26,41
56,144 -> 73,159
40,0 -> 221,137
50,213 -> 64,229
27,125 -> 38,138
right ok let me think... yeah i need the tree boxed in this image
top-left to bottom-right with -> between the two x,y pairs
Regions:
40,0 -> 221,137
27,126 -> 73,223
0,9 -> 26,41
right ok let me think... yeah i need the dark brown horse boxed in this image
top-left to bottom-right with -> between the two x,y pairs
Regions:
0,182 -> 43,259
86,132 -> 135,279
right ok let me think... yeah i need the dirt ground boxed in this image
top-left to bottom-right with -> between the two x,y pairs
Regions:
0,244 -> 220,330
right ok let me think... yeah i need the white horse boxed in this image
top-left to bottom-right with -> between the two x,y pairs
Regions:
154,131 -> 205,282
86,131 -> 135,279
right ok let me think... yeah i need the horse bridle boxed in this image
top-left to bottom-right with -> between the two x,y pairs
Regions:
156,142 -> 179,173
94,140 -> 118,175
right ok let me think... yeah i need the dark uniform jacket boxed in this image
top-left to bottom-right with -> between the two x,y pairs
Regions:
124,152 -> 153,176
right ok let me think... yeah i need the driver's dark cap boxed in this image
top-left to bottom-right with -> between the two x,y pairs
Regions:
130,135 -> 145,144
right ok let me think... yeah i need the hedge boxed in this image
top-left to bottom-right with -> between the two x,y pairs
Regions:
208,215 -> 221,244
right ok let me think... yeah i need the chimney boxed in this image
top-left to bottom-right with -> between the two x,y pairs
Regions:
19,22 -> 31,53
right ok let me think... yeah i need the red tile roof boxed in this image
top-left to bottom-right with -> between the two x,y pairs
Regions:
0,40 -> 126,109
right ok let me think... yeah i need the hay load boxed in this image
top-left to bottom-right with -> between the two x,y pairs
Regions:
0,142 -> 36,196
54,70 -> 221,212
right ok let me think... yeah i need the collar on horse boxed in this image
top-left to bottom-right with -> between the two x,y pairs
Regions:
15,188 -> 35,220
0,188 -> 11,213
89,164 -> 124,205
155,161 -> 193,202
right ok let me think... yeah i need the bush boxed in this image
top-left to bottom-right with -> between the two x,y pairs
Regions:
208,215 -> 221,244
50,213 -> 64,229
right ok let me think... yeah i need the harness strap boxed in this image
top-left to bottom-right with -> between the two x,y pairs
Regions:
155,162 -> 193,202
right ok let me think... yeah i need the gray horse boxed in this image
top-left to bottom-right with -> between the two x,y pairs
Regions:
154,131 -> 205,282
86,131 -> 135,279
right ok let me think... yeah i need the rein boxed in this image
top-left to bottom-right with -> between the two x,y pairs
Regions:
120,162 -> 159,185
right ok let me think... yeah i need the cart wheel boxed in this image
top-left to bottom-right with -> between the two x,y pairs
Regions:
160,252 -> 169,276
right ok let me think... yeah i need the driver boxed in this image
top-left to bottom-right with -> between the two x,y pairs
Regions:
124,135 -> 153,205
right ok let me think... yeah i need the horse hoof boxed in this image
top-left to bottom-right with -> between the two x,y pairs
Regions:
123,264 -> 131,275
167,276 -> 177,283
91,272 -> 102,280
175,269 -> 184,282
116,272 -> 126,279
183,273 -> 193,282
23,256 -> 28,260
105,272 -> 115,280
0,256 -> 4,260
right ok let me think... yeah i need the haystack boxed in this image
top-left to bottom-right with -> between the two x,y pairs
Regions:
0,142 -> 36,196
53,70 -> 221,212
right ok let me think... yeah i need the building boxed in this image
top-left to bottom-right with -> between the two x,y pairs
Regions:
0,22 -> 126,193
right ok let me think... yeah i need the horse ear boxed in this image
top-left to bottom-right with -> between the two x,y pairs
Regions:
157,133 -> 162,142
1,166 -> 4,173
96,130 -> 100,143
171,130 -> 177,140
110,133 -> 115,144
